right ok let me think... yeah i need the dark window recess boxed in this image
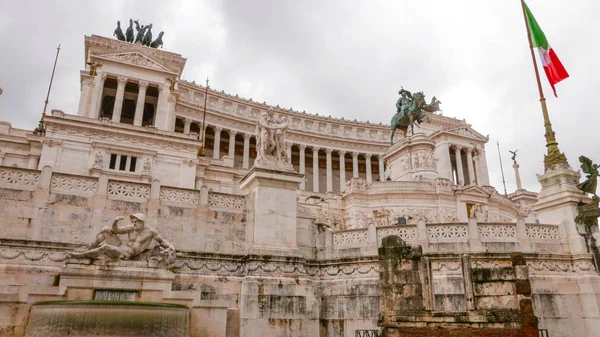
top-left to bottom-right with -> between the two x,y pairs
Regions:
120,99 -> 136,124
119,155 -> 128,171
109,154 -> 117,169
130,157 -> 137,172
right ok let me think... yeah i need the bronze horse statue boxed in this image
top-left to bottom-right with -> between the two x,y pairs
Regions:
390,91 -> 441,145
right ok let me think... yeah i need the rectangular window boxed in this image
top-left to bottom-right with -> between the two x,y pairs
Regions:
129,157 -> 137,172
109,154 -> 117,169
119,155 -> 128,171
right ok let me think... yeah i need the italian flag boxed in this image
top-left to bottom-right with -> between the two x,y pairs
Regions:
523,1 -> 569,97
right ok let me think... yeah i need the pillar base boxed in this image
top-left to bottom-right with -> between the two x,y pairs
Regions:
383,133 -> 439,181
240,166 -> 304,257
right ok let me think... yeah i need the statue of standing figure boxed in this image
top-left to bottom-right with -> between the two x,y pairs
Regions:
255,108 -> 292,168
68,213 -> 176,267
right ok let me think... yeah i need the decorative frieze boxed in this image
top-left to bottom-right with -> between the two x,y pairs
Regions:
51,174 -> 98,195
427,224 -> 468,241
159,187 -> 199,205
377,226 -> 417,244
333,229 -> 369,247
107,181 -> 150,200
0,167 -> 40,190
526,224 -> 560,241
477,223 -> 517,240
207,192 -> 245,209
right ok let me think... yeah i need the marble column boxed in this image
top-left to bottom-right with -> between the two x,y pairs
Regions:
378,155 -> 385,181
228,130 -> 237,158
91,74 -> 107,119
326,149 -> 333,192
477,148 -> 491,186
299,145 -> 306,190
365,154 -> 372,183
352,152 -> 359,178
133,81 -> 148,126
513,162 -> 523,190
454,146 -> 465,185
286,143 -> 292,163
466,147 -> 475,185
243,133 -> 251,169
339,151 -> 346,192
183,118 -> 192,134
313,147 -> 320,193
213,127 -> 222,159
111,76 -> 127,123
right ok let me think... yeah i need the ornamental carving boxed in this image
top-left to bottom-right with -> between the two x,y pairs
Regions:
100,52 -> 169,72
344,177 -> 369,193
469,203 -> 489,222
333,230 -> 368,246
51,174 -> 98,194
526,225 -> 559,240
477,224 -> 517,239
46,123 -> 198,153
207,192 -> 245,209
0,167 -> 40,187
159,187 -> 199,205
448,127 -> 486,140
315,209 -> 342,231
107,181 -> 150,200
377,227 -> 417,243
427,224 -> 468,241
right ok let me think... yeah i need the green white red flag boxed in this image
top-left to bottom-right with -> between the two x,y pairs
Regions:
523,1 -> 569,97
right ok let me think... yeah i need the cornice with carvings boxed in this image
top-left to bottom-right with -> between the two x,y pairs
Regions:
44,117 -> 200,153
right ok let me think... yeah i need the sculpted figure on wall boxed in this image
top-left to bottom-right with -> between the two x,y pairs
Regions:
68,213 -> 176,267
255,108 -> 293,170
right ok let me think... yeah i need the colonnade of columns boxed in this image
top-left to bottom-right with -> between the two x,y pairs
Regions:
175,121 -> 386,193
450,145 -> 484,186
95,75 -> 160,127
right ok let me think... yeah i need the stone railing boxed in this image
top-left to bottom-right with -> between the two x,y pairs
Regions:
477,223 -> 517,242
107,180 -> 150,201
0,165 -> 244,211
160,186 -> 199,205
525,224 -> 560,241
427,223 -> 469,242
332,228 -> 369,248
0,166 -> 40,191
327,220 -> 564,254
377,225 -> 417,245
207,191 -> 245,211
51,173 -> 98,196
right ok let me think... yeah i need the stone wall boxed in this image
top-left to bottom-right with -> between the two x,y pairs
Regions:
0,166 -> 247,255
377,236 -> 539,337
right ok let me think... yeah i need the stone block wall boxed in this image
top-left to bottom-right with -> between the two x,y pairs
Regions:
377,236 -> 539,337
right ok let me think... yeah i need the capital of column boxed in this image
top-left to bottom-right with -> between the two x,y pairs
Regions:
138,81 -> 149,89
299,144 -> 306,151
214,126 -> 223,133
101,73 -> 108,82
243,133 -> 252,141
184,118 -> 192,126
364,153 -> 372,159
116,76 -> 128,86
313,147 -> 321,153
228,129 -> 237,137
352,152 -> 359,158
452,145 -> 463,152
325,148 -> 333,155
339,150 -> 346,156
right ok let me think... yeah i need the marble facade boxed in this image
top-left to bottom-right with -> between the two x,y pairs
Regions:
0,34 -> 599,337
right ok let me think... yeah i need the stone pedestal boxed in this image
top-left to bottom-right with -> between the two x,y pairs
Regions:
531,166 -> 588,254
240,166 -> 304,256
383,133 -> 438,181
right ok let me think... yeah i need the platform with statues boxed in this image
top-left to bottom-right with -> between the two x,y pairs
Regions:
0,25 -> 599,337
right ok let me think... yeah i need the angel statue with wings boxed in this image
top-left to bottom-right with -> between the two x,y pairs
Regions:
577,156 -> 599,196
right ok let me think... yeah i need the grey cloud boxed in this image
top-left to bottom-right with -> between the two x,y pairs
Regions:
0,0 -> 598,193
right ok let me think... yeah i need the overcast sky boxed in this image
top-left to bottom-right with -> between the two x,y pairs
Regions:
1,0 -> 598,193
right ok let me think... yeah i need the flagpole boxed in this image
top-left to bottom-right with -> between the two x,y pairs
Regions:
519,0 -> 568,171
197,77 -> 209,157
34,44 -> 61,136
497,141 -> 508,196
